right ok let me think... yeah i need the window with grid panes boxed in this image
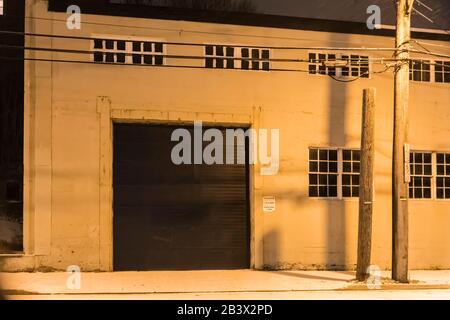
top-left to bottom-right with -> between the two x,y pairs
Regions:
308,53 -> 336,76
341,55 -> 369,78
435,61 -> 450,83
309,148 -> 338,198
409,152 -> 432,199
342,150 -> 360,197
436,153 -> 450,199
409,60 -> 431,82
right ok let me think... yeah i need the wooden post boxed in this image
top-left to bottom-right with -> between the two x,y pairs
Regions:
356,88 -> 376,281
392,0 -> 413,283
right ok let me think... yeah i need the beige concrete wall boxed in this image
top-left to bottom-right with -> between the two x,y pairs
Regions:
1,0 -> 449,271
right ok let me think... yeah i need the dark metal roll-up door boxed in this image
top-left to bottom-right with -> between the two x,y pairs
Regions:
113,123 -> 250,271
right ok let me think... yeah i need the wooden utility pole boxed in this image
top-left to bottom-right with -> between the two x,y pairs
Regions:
356,88 -> 376,281
392,0 -> 414,283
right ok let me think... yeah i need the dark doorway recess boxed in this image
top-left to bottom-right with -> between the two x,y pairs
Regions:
113,123 -> 250,271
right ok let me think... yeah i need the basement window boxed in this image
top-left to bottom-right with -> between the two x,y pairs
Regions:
436,153 -> 450,199
435,61 -> 450,83
409,152 -> 432,199
409,60 -> 431,82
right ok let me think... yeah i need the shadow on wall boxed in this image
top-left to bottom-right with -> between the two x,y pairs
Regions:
326,32 -> 349,270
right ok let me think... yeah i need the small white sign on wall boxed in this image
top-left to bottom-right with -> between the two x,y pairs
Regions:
263,196 -> 276,213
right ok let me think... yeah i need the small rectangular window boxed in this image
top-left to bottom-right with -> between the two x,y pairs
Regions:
309,148 -> 338,198
342,150 -> 360,198
309,52 -> 369,78
435,61 -> 450,83
436,153 -> 450,199
409,60 -> 431,82
205,45 -> 270,71
409,152 -> 432,199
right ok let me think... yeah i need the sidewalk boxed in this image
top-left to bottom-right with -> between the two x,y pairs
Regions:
2,270 -> 450,296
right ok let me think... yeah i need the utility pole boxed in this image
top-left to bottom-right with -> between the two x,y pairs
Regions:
356,88 -> 376,281
392,0 -> 414,283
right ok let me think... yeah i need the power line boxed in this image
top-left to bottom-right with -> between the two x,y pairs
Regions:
0,29 -> 404,52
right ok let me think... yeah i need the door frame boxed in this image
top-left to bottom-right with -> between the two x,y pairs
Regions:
97,97 -> 264,271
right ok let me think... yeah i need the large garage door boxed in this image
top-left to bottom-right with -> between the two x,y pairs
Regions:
113,123 -> 250,271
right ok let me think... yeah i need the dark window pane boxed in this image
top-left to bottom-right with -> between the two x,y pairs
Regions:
216,46 -> 224,56
343,162 -> 351,173
116,53 -> 125,63
414,188 -> 422,198
415,153 -> 423,163
437,153 -> 445,164
105,40 -> 114,49
155,43 -> 163,53
436,72 -> 443,83
437,188 -> 444,199
309,161 -> 318,172
252,49 -> 259,59
436,177 -> 444,188
309,174 -> 318,185
94,52 -> 103,62
319,174 -> 328,185
447,165 -> 450,175
342,67 -> 349,76
309,149 -> 318,160
227,58 -> 235,69
143,55 -> 153,64
252,61 -> 259,70
329,150 -> 338,161
241,59 -> 249,70
262,62 -> 270,71
309,64 -> 317,74
352,175 -> 359,185
309,53 -> 316,62
342,175 -> 351,186
329,186 -> 337,197
437,165 -> 445,175
241,48 -> 249,58
343,186 -> 351,197
423,188 -> 431,199
415,164 -> 423,175
414,177 -> 422,187
353,151 -> 360,161
105,53 -> 114,62
216,58 -> 224,68
132,54 -> 141,64
409,188 -> 414,198
446,177 -> 450,187
309,186 -> 318,197
329,162 -> 338,173
226,47 -> 234,57
353,162 -> 360,173
262,50 -> 270,59
155,55 -> 163,65
319,186 -> 328,197
343,150 -> 351,161
319,162 -> 328,172
206,57 -> 214,68
133,41 -> 141,52
205,45 -> 214,55
352,187 -> 359,197
117,41 -> 126,51
424,153 -> 431,163
319,150 -> 328,160
446,189 -> 450,199
143,42 -> 152,52
329,174 -> 337,186
424,165 -> 432,175
423,177 -> 431,187
94,39 -> 103,49
446,154 -> 450,163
